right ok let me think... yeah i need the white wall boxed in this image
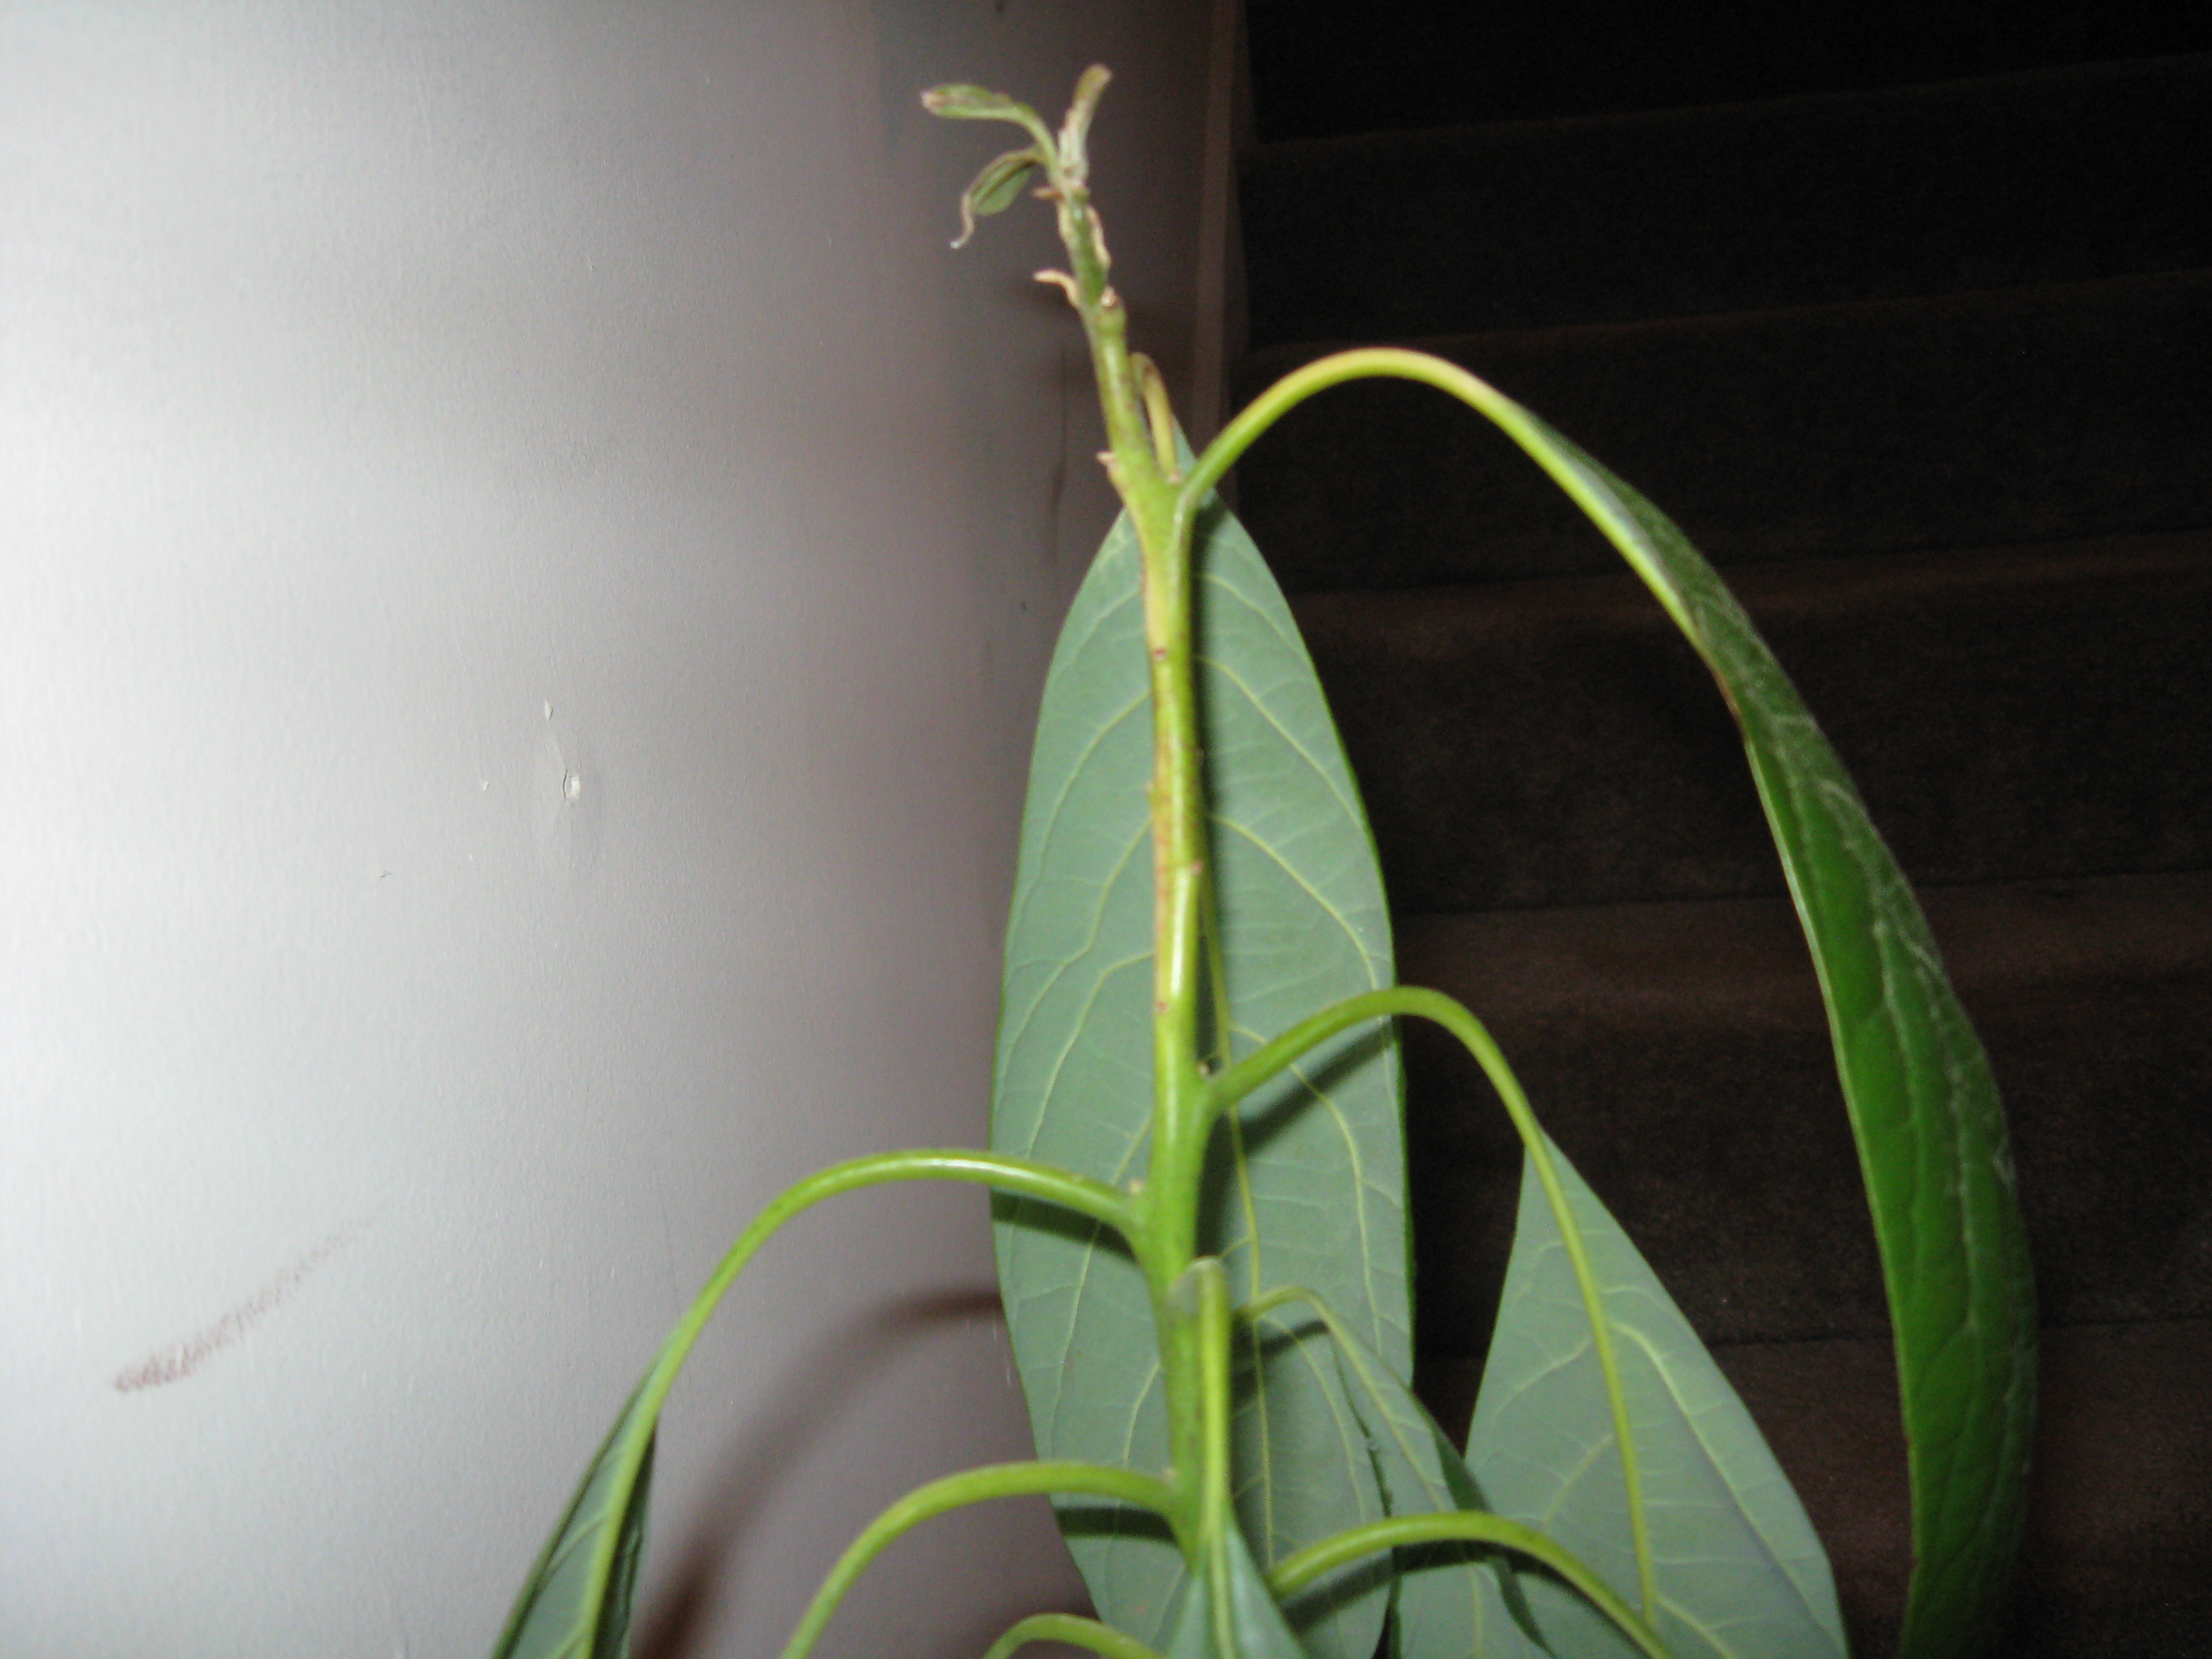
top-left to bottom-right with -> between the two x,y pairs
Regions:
0,5 -> 1222,1655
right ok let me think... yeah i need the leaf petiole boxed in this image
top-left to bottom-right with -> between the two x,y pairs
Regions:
980,1614 -> 1163,1659
1130,353 -> 1182,480
1269,1516 -> 1675,1659
1206,985 -> 1656,1619
778,1462 -> 1182,1659
490,1148 -> 1137,1657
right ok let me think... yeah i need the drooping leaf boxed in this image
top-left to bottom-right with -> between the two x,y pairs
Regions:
1470,395 -> 2036,1659
992,493 -> 1407,1658
1159,1523 -> 1318,1659
1468,1138 -> 1846,1659
492,1381 -> 658,1659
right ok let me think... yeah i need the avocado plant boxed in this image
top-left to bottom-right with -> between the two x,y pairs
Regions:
490,68 -> 2036,1659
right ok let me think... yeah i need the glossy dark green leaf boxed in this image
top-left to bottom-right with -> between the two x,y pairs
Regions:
1480,397 -> 2036,1659
992,495 -> 1406,1658
1468,1138 -> 1845,1659
491,1381 -> 657,1659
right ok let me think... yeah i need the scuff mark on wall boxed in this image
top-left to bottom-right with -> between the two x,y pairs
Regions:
112,1221 -> 367,1393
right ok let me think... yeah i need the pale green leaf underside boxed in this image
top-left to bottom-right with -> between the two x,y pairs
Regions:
1323,1305 -> 1552,1659
1470,1141 -> 1845,1659
1488,401 -> 2036,1659
492,1383 -> 657,1659
1161,1523 -> 1318,1659
992,495 -> 1407,1658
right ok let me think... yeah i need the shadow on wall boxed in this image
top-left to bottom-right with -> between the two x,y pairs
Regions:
633,1287 -> 1065,1659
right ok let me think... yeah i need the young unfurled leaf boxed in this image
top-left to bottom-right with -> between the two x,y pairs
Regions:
921,83 -> 1040,123
1056,65 -> 1113,185
951,148 -> 1041,248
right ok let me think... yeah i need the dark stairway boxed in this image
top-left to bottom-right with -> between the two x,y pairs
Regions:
1230,10 -> 2212,1657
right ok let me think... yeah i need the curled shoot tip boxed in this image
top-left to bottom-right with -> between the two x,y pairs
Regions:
1057,65 -> 1112,182
927,68 -> 1115,250
949,146 -> 1042,248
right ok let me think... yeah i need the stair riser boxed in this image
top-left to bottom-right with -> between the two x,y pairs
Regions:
1292,538 -> 2212,911
1236,271 -> 2212,590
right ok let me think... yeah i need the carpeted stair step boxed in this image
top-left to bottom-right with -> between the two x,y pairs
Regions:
1392,869 -> 2212,1352
1415,1320 -> 2212,1659
1244,57 -> 2212,345
1291,529 -> 2212,913
1401,869 -> 2212,1652
1234,269 -> 2212,590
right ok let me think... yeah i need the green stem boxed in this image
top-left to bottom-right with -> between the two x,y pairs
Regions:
778,1462 -> 1181,1659
1268,1516 -> 1674,1659
1174,1258 -> 1237,1655
1177,350 -> 1467,518
1205,987 -> 1413,1121
629,1149 -> 1135,1473
1210,986 -> 1658,1621
1182,346 -> 1699,635
980,1614 -> 1162,1659
1025,84 -> 1224,1563
1198,864 -> 1234,1079
500,1148 -> 1139,1654
1018,74 -> 1202,1235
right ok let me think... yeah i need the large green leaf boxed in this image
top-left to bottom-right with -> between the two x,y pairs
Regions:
992,495 -> 1407,1656
1477,397 -> 2036,1659
1469,1139 -> 1846,1659
491,1382 -> 657,1659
